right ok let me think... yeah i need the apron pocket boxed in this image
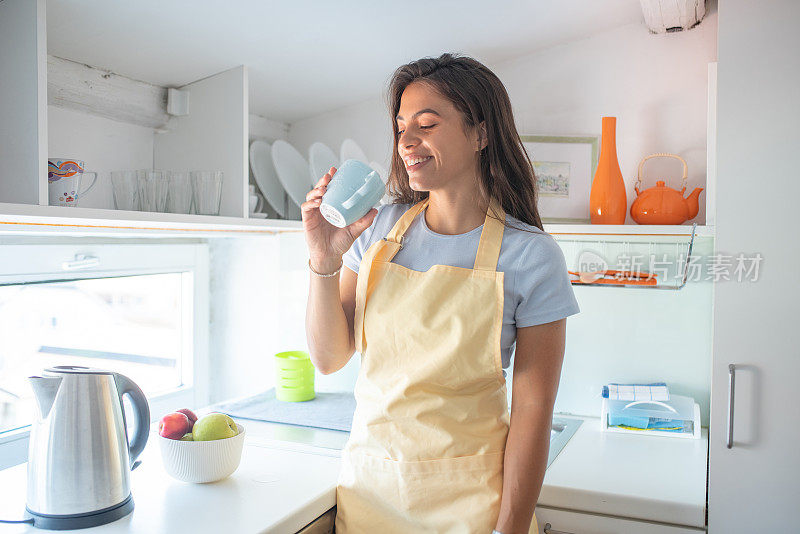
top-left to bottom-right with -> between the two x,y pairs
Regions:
348,451 -> 506,533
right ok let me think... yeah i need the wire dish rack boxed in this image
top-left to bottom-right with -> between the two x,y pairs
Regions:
554,223 -> 700,290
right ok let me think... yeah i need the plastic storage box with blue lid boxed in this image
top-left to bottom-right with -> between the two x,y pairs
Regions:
600,394 -> 701,439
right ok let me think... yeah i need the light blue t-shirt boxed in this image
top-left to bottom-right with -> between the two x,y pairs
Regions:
343,202 -> 580,374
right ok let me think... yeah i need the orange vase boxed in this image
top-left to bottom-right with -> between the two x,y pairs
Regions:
590,117 -> 627,224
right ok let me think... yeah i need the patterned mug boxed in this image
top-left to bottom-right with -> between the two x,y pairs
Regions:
48,158 -> 97,207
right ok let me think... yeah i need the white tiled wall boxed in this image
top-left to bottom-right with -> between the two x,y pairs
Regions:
208,233 -> 360,404
209,232 -> 714,425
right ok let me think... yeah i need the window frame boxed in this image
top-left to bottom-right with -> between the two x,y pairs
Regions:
0,242 -> 209,469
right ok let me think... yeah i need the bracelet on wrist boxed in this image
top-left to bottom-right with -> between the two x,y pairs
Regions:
308,258 -> 343,277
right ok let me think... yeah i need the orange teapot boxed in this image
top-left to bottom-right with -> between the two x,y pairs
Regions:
630,153 -> 704,225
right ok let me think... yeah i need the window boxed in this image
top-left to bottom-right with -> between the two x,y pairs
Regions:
0,242 -> 209,468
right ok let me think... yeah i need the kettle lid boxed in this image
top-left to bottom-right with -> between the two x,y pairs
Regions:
44,365 -> 114,375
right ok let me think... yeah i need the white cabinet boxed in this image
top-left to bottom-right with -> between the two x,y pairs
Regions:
534,507 -> 705,534
0,0 -> 47,206
707,0 -> 800,532
0,0 -> 300,236
295,506 -> 335,534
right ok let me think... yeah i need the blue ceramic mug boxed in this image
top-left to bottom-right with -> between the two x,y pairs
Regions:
319,159 -> 385,228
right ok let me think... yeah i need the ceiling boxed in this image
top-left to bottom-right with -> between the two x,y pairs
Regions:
46,0 -> 644,124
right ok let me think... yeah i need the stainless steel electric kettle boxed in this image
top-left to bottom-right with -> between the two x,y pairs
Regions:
26,366 -> 150,530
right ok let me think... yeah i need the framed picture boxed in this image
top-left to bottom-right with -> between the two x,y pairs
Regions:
520,135 -> 599,223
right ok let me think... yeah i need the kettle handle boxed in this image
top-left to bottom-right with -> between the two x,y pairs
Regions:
634,153 -> 688,192
114,373 -> 150,468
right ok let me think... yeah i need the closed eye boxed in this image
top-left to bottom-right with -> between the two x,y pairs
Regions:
397,125 -> 435,135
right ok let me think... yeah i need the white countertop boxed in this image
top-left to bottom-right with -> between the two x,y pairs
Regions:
0,421 -> 343,534
540,415 -> 708,528
0,413 -> 708,532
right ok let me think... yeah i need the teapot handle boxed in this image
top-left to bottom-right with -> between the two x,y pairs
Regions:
635,153 -> 688,192
114,373 -> 150,468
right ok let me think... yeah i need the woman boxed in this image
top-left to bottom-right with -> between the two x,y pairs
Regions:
302,53 -> 579,534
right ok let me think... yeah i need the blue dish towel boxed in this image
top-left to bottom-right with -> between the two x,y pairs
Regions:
602,382 -> 669,401
210,388 -> 356,432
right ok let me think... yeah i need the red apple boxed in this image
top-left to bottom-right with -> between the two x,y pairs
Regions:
159,412 -> 191,440
175,408 -> 198,430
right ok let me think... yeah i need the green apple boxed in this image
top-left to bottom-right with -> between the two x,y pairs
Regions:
192,413 -> 238,441
180,433 -> 193,441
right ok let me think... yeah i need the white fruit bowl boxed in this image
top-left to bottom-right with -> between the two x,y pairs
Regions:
158,424 -> 245,483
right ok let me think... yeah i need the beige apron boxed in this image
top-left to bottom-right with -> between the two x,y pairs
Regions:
336,197 -> 537,533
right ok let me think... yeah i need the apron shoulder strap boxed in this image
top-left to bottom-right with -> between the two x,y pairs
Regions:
385,198 -> 429,246
473,197 -> 505,272
354,199 -> 428,353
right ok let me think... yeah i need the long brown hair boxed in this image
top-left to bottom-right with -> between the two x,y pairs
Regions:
386,52 -> 543,231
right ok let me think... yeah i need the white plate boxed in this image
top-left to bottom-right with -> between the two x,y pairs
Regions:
249,141 -> 288,218
340,138 -> 369,165
272,140 -> 312,210
309,142 -> 340,188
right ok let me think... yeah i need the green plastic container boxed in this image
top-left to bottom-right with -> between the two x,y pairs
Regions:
275,351 -> 315,402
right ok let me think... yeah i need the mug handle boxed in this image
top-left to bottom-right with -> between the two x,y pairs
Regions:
342,171 -> 383,210
78,172 -> 98,197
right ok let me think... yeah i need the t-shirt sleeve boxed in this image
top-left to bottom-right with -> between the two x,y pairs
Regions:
342,205 -> 385,274
514,235 -> 580,327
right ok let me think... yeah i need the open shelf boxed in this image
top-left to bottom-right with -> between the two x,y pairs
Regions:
552,223 -> 713,290
0,202 -> 302,237
0,202 -> 712,239
0,3 -> 717,243
545,223 -> 713,238
0,2 -> 251,220
1,2 -> 718,244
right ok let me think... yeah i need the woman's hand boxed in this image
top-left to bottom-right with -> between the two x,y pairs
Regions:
302,166 -> 378,272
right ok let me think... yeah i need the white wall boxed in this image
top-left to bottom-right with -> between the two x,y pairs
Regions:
288,13 -> 717,225
496,15 -> 717,225
211,12 -> 719,423
289,98 -> 392,175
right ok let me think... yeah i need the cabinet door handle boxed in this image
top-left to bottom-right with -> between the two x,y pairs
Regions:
61,253 -> 100,271
544,523 -> 574,534
727,363 -> 736,449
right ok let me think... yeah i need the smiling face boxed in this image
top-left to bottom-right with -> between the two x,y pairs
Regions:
395,81 -> 485,194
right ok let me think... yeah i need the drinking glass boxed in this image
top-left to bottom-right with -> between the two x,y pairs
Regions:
137,170 -> 169,212
166,171 -> 193,214
190,171 -> 223,215
111,171 -> 139,211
